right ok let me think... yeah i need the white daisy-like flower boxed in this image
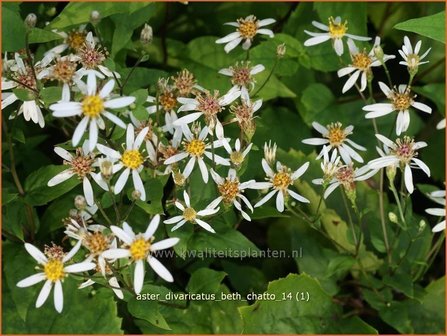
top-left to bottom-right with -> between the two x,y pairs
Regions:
302,122 -> 366,164
363,82 -> 432,136
48,141 -> 106,206
96,124 -> 149,200
368,134 -> 430,194
128,112 -> 160,166
218,62 -> 265,101
314,163 -> 378,199
425,190 -> 446,232
221,138 -> 253,167
312,145 -> 341,186
2,53 -> 45,127
436,118 -> 446,130
65,219 -> 124,299
16,242 -> 95,313
49,71 -> 133,150
163,124 -> 230,183
209,168 -> 255,221
230,97 -> 262,135
216,15 -> 275,53
399,36 -> 431,70
43,25 -> 89,62
337,37 -> 394,93
164,191 -> 219,233
304,16 -> 371,56
252,159 -> 310,212
174,87 -> 241,132
102,215 -> 179,293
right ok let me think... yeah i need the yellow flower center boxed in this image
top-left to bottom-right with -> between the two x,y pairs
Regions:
328,17 -> 348,38
230,151 -> 244,166
183,207 -> 197,222
129,238 -> 150,261
352,52 -> 372,70
82,95 -> 104,118
326,123 -> 346,146
237,17 -> 258,39
406,54 -> 420,68
185,139 -> 206,157
52,59 -> 77,83
84,232 -> 109,255
392,92 -> 412,111
69,148 -> 94,178
218,179 -> 240,203
159,92 -> 177,111
67,31 -> 87,50
44,259 -> 65,282
121,150 -> 144,169
272,172 -> 292,190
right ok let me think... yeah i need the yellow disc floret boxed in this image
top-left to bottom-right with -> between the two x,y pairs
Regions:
328,17 -> 348,39
392,92 -> 412,111
218,180 -> 240,203
272,172 -> 292,190
82,95 -> 104,118
121,150 -> 144,169
185,139 -> 206,157
67,31 -> 87,50
44,259 -> 65,282
352,52 -> 372,70
183,207 -> 197,222
326,123 -> 346,146
129,237 -> 150,261
237,16 -> 258,39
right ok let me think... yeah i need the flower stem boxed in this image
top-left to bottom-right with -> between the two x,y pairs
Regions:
340,189 -> 358,248
389,182 -> 407,229
252,58 -> 278,97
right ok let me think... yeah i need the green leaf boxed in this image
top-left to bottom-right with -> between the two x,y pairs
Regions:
394,11 -> 445,44
135,177 -> 164,215
48,3 -> 150,29
24,165 -> 80,206
186,268 -> 227,294
121,67 -> 168,95
239,273 -> 377,334
41,86 -> 63,106
2,6 -> 26,51
28,28 -> 64,44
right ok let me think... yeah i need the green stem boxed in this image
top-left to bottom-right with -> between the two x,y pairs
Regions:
382,62 -> 393,88
120,55 -> 144,95
96,199 -> 113,226
252,58 -> 278,97
389,182 -> 407,229
340,189 -> 358,247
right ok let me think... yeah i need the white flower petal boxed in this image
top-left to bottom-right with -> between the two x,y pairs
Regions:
195,218 -> 216,233
102,248 -> 131,259
147,256 -> 173,282
104,96 -> 135,109
114,168 -> 130,194
17,273 -> 46,288
144,215 -> 160,240
25,243 -> 48,264
54,280 -> 63,313
134,260 -> 145,294
151,238 -> 179,251
36,280 -> 52,308
64,262 -> 96,273
404,164 -> 414,194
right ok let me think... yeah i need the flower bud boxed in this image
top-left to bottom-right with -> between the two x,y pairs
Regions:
25,13 -> 37,29
388,212 -> 398,224
418,219 -> 426,232
172,170 -> 185,186
131,189 -> 142,200
74,195 -> 87,210
373,45 -> 384,62
386,165 -> 396,184
264,141 -> 277,166
90,10 -> 101,25
69,209 -> 78,217
230,151 -> 244,167
100,159 -> 113,180
140,24 -> 153,45
276,43 -> 286,58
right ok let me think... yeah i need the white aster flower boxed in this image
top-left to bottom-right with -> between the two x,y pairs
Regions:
252,159 -> 310,212
302,122 -> 366,164
102,215 -> 179,293
315,163 -> 378,199
174,87 -> 240,133
50,71 -> 133,150
304,16 -> 371,56
312,145 -> 341,186
216,15 -> 275,53
96,124 -> 149,200
2,53 -> 45,127
425,190 -> 446,232
209,168 -> 255,221
163,124 -> 230,183
399,36 -> 431,71
368,134 -> 430,194
48,141 -> 105,206
363,82 -> 432,136
218,61 -> 265,101
337,37 -> 394,93
43,25 -> 89,62
230,97 -> 262,138
16,242 -> 95,313
221,138 -> 253,167
164,191 -> 219,233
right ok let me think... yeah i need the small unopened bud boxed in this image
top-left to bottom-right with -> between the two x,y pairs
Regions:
386,165 -> 396,183
388,212 -> 398,224
373,45 -> 384,62
69,209 -> 78,217
140,24 -> 153,45
132,190 -> 142,200
74,195 -> 87,210
46,7 -> 56,17
100,159 -> 113,179
418,219 -> 426,232
230,151 -> 244,167
25,13 -> 37,29
264,141 -> 277,166
277,43 -> 286,58
90,10 -> 101,25
172,170 -> 185,186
